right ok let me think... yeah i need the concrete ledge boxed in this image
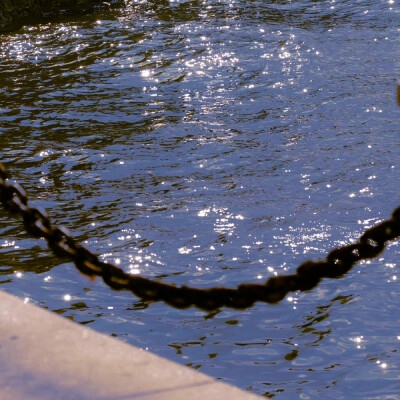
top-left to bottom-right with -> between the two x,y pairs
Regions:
0,290 -> 261,400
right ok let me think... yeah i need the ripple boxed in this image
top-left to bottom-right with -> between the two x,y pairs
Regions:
1,1 -> 400,398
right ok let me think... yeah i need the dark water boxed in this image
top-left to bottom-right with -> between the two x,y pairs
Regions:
1,0 -> 399,398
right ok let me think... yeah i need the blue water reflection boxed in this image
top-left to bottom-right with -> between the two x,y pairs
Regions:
0,0 -> 399,398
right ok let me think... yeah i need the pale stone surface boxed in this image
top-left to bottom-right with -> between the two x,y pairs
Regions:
0,290 -> 261,400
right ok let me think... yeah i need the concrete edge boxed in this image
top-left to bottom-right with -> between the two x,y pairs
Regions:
0,290 -> 261,400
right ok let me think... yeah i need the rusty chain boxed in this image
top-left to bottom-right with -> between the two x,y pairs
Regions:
0,161 -> 399,310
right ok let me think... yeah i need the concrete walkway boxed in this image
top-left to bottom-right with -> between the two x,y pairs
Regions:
0,290 -> 261,400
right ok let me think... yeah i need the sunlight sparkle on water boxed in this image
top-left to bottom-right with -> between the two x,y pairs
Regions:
141,69 -> 152,77
350,336 -> 364,349
178,246 -> 192,254
376,360 -> 388,369
128,265 -> 141,275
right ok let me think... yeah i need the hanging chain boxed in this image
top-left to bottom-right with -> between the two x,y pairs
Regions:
0,162 -> 399,310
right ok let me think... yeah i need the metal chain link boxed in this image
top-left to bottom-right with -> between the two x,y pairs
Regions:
1,162 -> 399,310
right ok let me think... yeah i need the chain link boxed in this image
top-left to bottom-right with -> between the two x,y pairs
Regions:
0,162 -> 399,310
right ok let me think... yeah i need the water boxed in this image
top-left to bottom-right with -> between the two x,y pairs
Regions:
1,0 -> 399,398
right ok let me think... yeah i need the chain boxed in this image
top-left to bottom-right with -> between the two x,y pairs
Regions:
0,162 -> 399,310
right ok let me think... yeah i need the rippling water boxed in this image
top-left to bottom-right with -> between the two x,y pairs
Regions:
1,0 -> 400,398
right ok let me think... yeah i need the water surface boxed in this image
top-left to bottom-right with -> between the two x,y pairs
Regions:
0,0 -> 399,398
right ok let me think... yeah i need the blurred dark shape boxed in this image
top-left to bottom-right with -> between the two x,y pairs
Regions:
0,0 -> 122,32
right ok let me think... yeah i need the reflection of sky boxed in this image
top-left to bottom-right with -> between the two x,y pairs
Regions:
1,0 -> 400,398
1,0 -> 398,287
